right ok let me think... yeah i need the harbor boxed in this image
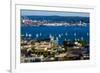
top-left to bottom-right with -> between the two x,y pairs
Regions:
21,32 -> 89,63
20,10 -> 90,63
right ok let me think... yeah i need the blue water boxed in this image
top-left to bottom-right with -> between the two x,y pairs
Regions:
21,25 -> 89,45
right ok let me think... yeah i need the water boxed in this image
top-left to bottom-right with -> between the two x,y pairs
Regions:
21,24 -> 89,45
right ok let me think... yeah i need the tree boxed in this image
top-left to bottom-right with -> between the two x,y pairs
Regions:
63,41 -> 68,52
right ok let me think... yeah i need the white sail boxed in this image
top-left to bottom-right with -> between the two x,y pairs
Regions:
40,33 -> 42,36
74,33 -> 76,36
65,32 -> 68,36
87,33 -> 89,36
29,34 -> 32,37
26,33 -> 28,37
81,37 -> 84,40
36,34 -> 39,38
58,34 -> 61,38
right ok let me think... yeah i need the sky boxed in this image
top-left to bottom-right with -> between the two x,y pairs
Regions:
21,10 -> 89,17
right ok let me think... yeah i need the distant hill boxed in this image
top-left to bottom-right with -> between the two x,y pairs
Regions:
21,15 -> 89,23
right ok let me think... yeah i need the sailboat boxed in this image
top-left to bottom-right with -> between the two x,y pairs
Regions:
65,32 -> 68,36
87,33 -> 89,36
26,33 -> 28,37
74,32 -> 76,36
40,33 -> 42,36
29,34 -> 32,37
81,37 -> 84,40
36,34 -> 39,38
58,34 -> 61,38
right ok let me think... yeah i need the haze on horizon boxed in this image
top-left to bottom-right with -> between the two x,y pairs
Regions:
21,10 -> 89,17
